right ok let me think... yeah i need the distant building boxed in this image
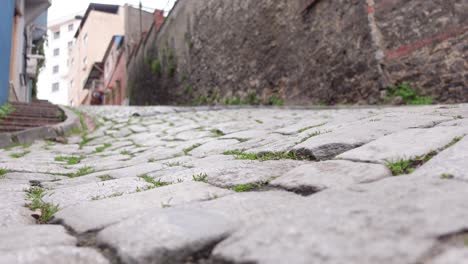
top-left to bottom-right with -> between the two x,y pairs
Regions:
0,0 -> 51,105
98,9 -> 165,106
68,3 -> 154,106
37,15 -> 81,105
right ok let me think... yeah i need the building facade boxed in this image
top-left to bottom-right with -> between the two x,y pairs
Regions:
68,3 -> 155,106
68,4 -> 125,106
37,16 -> 81,105
0,0 -> 50,105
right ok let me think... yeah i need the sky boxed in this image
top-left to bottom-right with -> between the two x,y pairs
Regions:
48,0 -> 176,22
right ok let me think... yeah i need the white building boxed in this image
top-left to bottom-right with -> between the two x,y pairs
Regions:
37,15 -> 81,105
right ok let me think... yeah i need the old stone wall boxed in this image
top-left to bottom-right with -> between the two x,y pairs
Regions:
127,0 -> 467,105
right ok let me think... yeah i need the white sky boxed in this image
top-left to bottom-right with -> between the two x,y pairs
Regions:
48,0 -> 176,22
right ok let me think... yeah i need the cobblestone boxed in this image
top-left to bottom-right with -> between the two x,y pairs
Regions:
1,104 -> 467,263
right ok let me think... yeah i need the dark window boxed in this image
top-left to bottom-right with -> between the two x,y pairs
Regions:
52,83 -> 59,92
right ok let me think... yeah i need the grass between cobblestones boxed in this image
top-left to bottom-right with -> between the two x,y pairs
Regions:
54,155 -> 85,165
232,180 -> 271,192
94,143 -> 112,153
97,175 -> 115,181
223,150 -> 302,161
66,166 -> 95,178
25,187 -> 59,224
183,143 -> 202,155
192,173 -> 208,183
386,136 -> 464,176
0,168 -> 8,178
138,174 -> 172,190
9,151 -> 30,159
4,143 -> 32,151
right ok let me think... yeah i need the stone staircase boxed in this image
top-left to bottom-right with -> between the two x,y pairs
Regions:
0,100 -> 64,133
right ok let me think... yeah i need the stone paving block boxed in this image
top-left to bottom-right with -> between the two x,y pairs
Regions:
3,172 -> 67,182
153,155 -> 305,187
337,127 -> 466,163
412,136 -> 468,181
189,139 -> 240,157
274,119 -> 328,135
211,175 -> 468,264
97,208 -> 234,264
0,246 -> 109,264
293,113 -> 454,160
0,206 -> 35,228
96,191 -> 304,264
0,192 -> 28,206
0,225 -> 76,251
43,177 -> 153,208
54,181 -> 233,233
427,248 -> 468,264
270,160 -> 391,194
0,180 -> 30,192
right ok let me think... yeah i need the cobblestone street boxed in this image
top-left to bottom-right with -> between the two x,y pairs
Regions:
1,104 -> 468,264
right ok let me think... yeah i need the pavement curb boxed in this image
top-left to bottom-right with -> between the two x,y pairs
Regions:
0,106 -> 82,148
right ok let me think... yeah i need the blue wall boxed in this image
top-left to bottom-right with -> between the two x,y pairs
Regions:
0,0 -> 15,105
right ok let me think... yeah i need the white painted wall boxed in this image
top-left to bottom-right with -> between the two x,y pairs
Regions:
37,16 -> 81,105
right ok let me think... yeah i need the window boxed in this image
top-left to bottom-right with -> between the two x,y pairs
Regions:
83,33 -> 88,45
68,24 -> 74,31
70,80 -> 74,88
53,65 -> 59,74
52,83 -> 59,92
53,31 -> 60,39
68,41 -> 73,48
83,57 -> 87,65
53,48 -> 60,56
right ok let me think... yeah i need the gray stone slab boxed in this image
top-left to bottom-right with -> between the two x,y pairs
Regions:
96,191 -> 304,264
270,160 -> 391,193
189,139 -> 240,158
0,205 -> 35,228
337,127 -> 466,163
412,136 -> 468,181
428,248 -> 468,264
43,177 -> 152,208
211,175 -> 468,264
54,181 -> 233,233
0,181 -> 30,192
152,155 -> 305,187
0,225 -> 76,251
97,208 -> 233,264
293,114 -> 454,160
0,246 -> 109,264
3,172 -> 66,182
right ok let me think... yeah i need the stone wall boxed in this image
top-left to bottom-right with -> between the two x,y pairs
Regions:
127,0 -> 468,105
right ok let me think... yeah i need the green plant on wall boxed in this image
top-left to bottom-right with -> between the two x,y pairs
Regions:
151,59 -> 161,75
268,95 -> 284,106
167,51 -> 177,78
386,82 -> 433,105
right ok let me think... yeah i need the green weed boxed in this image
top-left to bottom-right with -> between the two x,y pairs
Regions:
192,173 -> 208,183
54,155 -> 84,165
386,82 -> 433,105
183,143 -> 201,155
